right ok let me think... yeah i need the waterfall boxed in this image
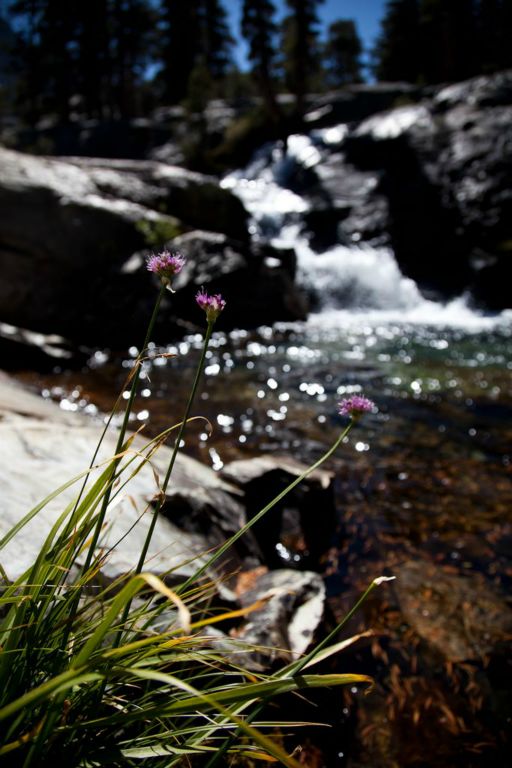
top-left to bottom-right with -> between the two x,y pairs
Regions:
222,133 -> 426,312
222,131 -> 509,329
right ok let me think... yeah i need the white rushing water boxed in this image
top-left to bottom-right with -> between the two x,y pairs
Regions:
222,131 -> 510,330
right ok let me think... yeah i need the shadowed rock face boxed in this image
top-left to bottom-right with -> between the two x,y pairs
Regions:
167,231 -> 308,331
277,71 -> 512,308
0,148 -> 308,346
341,71 -> 512,306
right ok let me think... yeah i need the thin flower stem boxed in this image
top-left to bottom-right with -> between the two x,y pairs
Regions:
177,420 -> 355,596
205,575 -> 388,768
279,576 -> 389,677
134,320 -> 214,575
81,284 -> 165,575
196,421 -> 358,768
117,320 -> 214,639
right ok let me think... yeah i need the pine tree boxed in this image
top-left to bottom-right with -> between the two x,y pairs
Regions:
109,0 -> 155,117
324,19 -> 363,87
9,0 -> 76,120
282,0 -> 323,115
198,0 -> 233,79
477,0 -> 512,72
9,0 -> 155,121
75,0 -> 111,119
499,0 -> 512,68
373,0 -> 421,82
160,0 -> 199,104
241,0 -> 280,117
159,0 -> 232,105
418,0 -> 477,83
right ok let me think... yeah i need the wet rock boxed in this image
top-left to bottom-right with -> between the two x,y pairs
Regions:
232,568 -> 326,667
395,559 -> 512,662
221,455 -> 335,568
169,231 -> 309,329
159,486 -> 262,575
0,322 -> 88,371
343,71 -> 512,306
303,83 -> 422,129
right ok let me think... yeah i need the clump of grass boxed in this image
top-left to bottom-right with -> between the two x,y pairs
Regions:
0,251 -> 390,767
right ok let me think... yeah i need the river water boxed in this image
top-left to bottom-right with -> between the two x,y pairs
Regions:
18,132 -> 512,766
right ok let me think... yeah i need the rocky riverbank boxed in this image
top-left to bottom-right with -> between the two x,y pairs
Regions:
1,72 -> 511,363
0,371 -> 334,665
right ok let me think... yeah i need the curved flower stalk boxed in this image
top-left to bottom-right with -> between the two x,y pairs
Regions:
179,393 -> 376,594
81,251 -> 186,571
133,290 -> 227,577
201,396 -> 381,768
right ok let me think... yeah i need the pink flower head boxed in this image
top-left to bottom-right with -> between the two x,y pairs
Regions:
146,250 -> 185,287
195,289 -> 226,323
338,395 -> 375,420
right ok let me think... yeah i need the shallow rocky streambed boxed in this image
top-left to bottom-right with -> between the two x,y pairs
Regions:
12,312 -> 512,768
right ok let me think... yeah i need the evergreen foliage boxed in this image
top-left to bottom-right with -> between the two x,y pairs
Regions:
241,0 -> 280,117
374,0 -> 512,84
324,19 -> 363,86
281,0 -> 324,114
3,0 -> 512,128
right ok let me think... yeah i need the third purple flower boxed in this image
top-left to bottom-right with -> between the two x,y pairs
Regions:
338,395 -> 375,420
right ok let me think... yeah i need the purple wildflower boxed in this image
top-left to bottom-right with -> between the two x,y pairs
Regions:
146,250 -> 185,287
195,289 -> 226,323
338,395 -> 375,420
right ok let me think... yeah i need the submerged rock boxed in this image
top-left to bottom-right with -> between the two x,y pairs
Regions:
395,559 -> 512,662
232,568 -> 326,667
222,455 -> 335,568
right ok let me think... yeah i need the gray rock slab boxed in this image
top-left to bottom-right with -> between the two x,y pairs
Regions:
0,374 -> 247,591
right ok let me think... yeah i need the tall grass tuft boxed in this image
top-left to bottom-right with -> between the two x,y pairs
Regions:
0,251 -> 389,766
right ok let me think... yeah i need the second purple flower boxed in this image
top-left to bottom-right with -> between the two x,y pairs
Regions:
196,289 -> 226,323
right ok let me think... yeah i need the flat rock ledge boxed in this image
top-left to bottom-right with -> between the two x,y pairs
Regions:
0,372 -> 329,659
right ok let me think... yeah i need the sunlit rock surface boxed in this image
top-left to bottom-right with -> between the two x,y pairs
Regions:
0,372 -> 249,588
0,375 -> 329,662
232,568 -> 326,667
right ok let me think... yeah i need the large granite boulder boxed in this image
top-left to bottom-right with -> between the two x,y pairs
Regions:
221,455 -> 335,568
166,230 -> 308,330
0,147 -> 249,347
343,71 -> 512,305
274,71 -> 512,308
